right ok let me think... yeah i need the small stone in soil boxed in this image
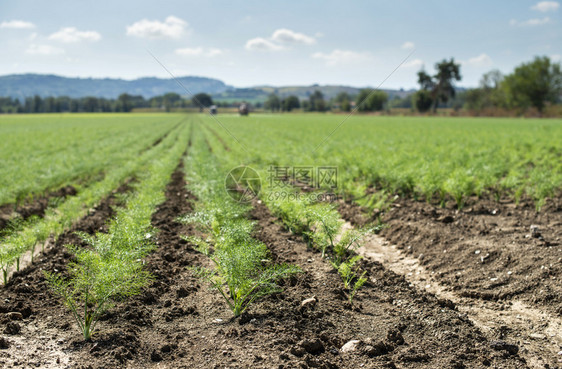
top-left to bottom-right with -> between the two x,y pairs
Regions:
530,225 -> 541,238
490,340 -> 519,355
341,340 -> 361,353
7,312 -> 23,321
301,296 -> 317,308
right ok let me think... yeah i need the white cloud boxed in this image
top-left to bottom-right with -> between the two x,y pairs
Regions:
403,59 -> 424,68
551,54 -> 561,62
510,17 -> 551,26
271,28 -> 316,45
0,20 -> 35,29
311,49 -> 371,66
466,53 -> 493,67
49,27 -> 101,43
531,1 -> 559,12
245,37 -> 283,51
175,47 -> 223,57
401,41 -> 415,50
126,16 -> 188,39
25,44 -> 65,55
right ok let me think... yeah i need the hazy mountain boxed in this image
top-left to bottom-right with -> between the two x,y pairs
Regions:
0,74 -> 231,99
0,73 -> 417,102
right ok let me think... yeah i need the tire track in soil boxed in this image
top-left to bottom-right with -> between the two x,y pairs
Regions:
247,201 -> 527,369
0,181 -> 133,369
339,200 -> 562,369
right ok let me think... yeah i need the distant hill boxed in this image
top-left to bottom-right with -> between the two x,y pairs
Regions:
0,73 -> 418,102
0,74 -> 231,99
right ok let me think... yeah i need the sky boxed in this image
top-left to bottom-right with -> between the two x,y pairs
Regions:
0,0 -> 560,89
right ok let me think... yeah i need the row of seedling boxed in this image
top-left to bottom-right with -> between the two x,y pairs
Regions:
0,116 -> 179,206
45,122 -> 191,341
0,121 -> 186,284
263,186 -> 373,303
181,127 -> 299,317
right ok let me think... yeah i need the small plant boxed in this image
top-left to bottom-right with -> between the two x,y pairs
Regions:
334,255 -> 367,303
333,228 -> 371,265
193,243 -> 299,317
45,247 -> 151,341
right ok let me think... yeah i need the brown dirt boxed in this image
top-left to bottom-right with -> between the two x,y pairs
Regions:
0,185 -> 77,232
371,196 -> 562,317
339,195 -> 562,368
0,180 -> 132,368
0,169 -> 550,368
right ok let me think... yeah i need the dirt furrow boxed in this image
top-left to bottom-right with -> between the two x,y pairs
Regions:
356,227 -> 562,369
0,181 -> 132,368
247,200 -> 527,369
0,185 -> 77,232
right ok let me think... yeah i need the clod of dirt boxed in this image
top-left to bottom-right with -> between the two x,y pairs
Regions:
386,329 -> 405,345
362,340 -> 391,357
150,350 -> 163,362
299,338 -> 324,354
340,340 -> 361,353
0,336 -> 10,349
4,321 -> 21,335
301,296 -> 317,308
490,340 -> 519,355
7,312 -> 23,320
176,286 -> 190,299
530,225 -> 541,238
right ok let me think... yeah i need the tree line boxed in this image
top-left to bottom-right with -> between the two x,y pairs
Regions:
263,89 -> 390,112
0,92 -> 219,114
262,55 -> 561,116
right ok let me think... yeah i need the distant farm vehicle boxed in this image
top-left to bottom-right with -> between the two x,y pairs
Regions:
239,103 -> 249,116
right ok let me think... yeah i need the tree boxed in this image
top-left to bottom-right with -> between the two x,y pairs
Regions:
162,92 -> 181,112
335,92 -> 352,112
416,58 -> 462,112
192,93 -> 213,112
356,90 -> 388,111
282,95 -> 300,112
264,93 -> 281,112
502,56 -> 562,114
309,90 -> 326,112
117,93 -> 133,112
462,70 -> 506,113
412,90 -> 433,113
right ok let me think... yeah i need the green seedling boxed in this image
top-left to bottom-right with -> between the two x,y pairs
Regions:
46,247 -> 152,341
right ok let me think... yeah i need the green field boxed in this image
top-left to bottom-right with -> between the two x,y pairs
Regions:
1,112 -> 561,356
197,113 -> 562,210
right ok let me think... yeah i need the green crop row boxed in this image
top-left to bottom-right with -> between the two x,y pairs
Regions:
197,114 -> 562,211
46,120 -> 191,340
0,114 -> 180,206
0,121 -> 186,283
181,122 -> 299,317
198,119 -> 370,302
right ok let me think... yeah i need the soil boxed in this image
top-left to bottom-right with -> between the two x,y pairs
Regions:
340,195 -> 562,368
371,196 -> 562,317
0,166 -> 558,368
0,185 -> 77,231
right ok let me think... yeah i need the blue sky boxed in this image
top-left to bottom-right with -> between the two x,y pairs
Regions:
0,0 -> 560,89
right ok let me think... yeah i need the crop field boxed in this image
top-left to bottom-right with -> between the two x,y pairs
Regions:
0,112 -> 561,368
